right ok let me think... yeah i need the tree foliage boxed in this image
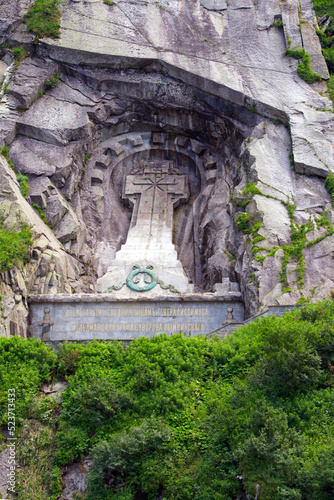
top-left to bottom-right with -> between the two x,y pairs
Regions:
1,301 -> 334,499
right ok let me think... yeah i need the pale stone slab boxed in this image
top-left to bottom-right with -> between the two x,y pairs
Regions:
300,23 -> 330,79
29,295 -> 245,341
281,0 -> 303,49
200,0 -> 227,11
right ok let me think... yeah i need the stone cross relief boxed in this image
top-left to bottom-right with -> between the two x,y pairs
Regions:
123,160 -> 189,237
98,159 -> 193,294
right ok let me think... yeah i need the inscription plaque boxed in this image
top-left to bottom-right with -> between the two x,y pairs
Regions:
29,295 -> 244,341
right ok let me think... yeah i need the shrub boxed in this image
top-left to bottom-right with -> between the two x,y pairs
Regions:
325,173 -> 334,206
86,419 -> 172,499
32,202 -> 49,226
12,45 -> 28,65
16,171 -> 29,197
0,221 -> 32,272
44,72 -> 60,89
55,424 -> 90,466
4,301 -> 334,499
285,47 -> 322,84
1,145 -> 15,170
24,0 -> 61,39
0,337 -> 57,425
235,212 -> 251,233
60,377 -> 133,433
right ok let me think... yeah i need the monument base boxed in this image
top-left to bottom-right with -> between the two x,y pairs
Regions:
28,293 -> 244,342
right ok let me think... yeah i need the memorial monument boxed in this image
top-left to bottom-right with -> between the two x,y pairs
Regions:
29,157 -> 244,341
96,160 -> 193,296
3,0 -> 332,342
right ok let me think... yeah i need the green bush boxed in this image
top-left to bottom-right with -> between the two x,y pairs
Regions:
325,173 -> 334,206
44,72 -> 60,88
0,221 -> 32,272
86,419 -> 172,499
32,202 -> 49,226
59,377 -> 133,435
285,48 -> 322,84
323,46 -> 334,73
16,171 -> 29,197
12,45 -> 28,65
0,337 -> 57,426
24,0 -> 61,39
235,212 -> 251,233
1,145 -> 15,170
4,301 -> 334,499
55,424 -> 90,466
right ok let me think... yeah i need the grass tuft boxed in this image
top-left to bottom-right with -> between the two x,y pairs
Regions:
24,0 -> 61,39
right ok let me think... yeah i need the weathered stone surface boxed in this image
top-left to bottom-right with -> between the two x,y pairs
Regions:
0,446 -> 11,498
16,96 -> 93,146
48,81 -> 98,107
0,0 -> 34,44
248,196 -> 291,246
303,235 -> 334,298
45,190 -> 69,227
7,57 -> 59,110
28,176 -> 52,208
55,209 -> 84,244
0,154 -> 83,337
301,23 -> 330,79
8,136 -> 86,195
9,137 -> 57,176
0,0 -> 333,328
62,463 -> 88,500
0,60 -> 8,80
200,0 -> 227,11
33,0 -> 333,175
281,0 -> 303,49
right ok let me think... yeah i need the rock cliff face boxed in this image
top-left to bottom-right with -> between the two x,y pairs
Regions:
0,0 -> 333,335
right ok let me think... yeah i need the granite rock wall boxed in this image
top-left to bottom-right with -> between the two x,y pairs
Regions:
0,0 -> 333,334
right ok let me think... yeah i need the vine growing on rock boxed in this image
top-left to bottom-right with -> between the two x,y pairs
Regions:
233,170 -> 334,296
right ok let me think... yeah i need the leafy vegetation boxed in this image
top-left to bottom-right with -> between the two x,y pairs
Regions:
1,300 -> 334,499
16,172 -> 29,198
1,146 -> 29,197
235,212 -> 251,232
0,220 -> 32,273
44,72 -> 60,89
12,45 -> 28,66
32,202 -> 49,226
285,48 -> 322,84
1,145 -> 15,170
325,173 -> 334,206
24,0 -> 61,39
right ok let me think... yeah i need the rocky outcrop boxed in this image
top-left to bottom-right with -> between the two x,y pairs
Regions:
0,0 -> 333,328
0,155 -> 88,337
